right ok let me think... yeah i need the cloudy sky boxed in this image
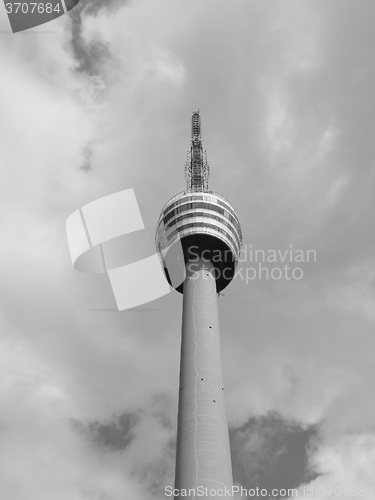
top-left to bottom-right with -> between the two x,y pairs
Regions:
1,0 -> 375,499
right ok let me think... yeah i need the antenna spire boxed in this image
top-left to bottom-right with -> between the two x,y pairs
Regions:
185,111 -> 209,192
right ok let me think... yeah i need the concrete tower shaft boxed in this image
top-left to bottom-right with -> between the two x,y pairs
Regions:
175,258 -> 233,499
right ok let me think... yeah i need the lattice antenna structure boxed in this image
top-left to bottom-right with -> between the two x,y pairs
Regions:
185,111 -> 210,192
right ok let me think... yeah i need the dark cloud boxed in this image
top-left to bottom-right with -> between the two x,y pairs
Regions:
80,144 -> 93,171
230,413 -> 319,496
68,0 -> 126,76
74,411 -> 140,451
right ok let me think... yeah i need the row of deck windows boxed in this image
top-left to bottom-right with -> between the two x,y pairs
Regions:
163,210 -> 241,243
163,194 -> 237,220
158,220 -> 240,256
163,201 -> 240,237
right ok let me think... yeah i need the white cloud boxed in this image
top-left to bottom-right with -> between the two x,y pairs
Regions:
295,434 -> 375,500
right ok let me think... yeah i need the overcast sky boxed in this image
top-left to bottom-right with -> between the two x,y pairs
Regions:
1,1 -> 375,499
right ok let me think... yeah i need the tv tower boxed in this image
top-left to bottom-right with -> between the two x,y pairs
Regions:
156,112 -> 242,498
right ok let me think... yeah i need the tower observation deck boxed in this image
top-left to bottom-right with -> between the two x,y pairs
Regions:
156,111 -> 242,294
156,112 -> 242,499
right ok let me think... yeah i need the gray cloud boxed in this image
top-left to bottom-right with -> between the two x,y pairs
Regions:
230,413 -> 319,495
68,0 -> 126,76
74,411 -> 140,451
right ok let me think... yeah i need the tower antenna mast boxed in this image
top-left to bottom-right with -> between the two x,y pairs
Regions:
185,110 -> 210,192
